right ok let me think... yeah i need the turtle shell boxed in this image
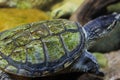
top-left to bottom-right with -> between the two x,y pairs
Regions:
0,19 -> 85,77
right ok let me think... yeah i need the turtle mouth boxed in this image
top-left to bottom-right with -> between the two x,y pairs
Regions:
97,31 -> 107,39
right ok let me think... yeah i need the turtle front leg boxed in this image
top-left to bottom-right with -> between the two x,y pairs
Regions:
0,71 -> 12,80
72,50 -> 104,76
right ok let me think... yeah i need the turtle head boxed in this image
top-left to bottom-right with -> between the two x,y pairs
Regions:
83,13 -> 120,41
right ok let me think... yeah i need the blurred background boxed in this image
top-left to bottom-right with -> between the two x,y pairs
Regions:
0,0 -> 120,80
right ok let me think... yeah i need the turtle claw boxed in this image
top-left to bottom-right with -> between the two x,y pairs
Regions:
0,71 -> 12,80
95,71 -> 104,77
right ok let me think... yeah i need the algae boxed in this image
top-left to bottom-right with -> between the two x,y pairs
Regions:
0,8 -> 50,32
107,2 -> 120,13
93,52 -> 107,68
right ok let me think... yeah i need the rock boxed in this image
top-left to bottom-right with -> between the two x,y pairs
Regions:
0,8 -> 50,32
0,0 -> 17,8
104,50 -> 120,80
78,73 -> 103,80
0,0 -> 8,7
70,0 -> 120,24
0,0 -> 84,19
51,0 -> 84,18
107,2 -> 120,13
0,0 -> 62,10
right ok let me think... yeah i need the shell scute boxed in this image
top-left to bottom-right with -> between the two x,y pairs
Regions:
11,47 -> 26,63
43,35 -> 64,62
0,59 -> 8,69
0,19 -> 84,77
26,40 -> 44,64
29,23 -> 49,39
61,32 -> 80,51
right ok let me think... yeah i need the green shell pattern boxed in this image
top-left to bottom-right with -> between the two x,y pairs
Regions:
0,19 -> 84,77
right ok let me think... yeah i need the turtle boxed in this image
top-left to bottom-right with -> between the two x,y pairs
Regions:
0,13 -> 120,80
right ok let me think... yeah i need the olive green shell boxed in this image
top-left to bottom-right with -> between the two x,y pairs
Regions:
0,19 -> 85,77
